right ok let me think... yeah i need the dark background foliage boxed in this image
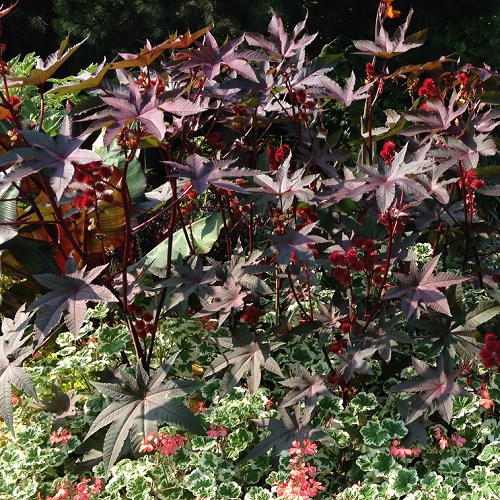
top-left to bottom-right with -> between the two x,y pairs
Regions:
3,0 -> 500,72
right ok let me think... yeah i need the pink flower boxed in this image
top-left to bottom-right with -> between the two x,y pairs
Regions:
49,429 -> 73,445
452,434 -> 466,448
206,425 -> 228,438
478,388 -> 495,409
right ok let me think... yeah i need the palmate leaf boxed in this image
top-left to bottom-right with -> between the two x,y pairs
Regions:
80,70 -> 167,145
27,255 -> 118,336
401,91 -> 468,136
384,255 -> 468,319
243,405 -> 330,461
111,27 -> 209,69
48,59 -> 111,97
317,71 -> 372,107
353,317 -> 415,363
195,276 -> 251,327
205,326 -> 284,396
0,115 -> 101,200
333,346 -> 378,382
0,304 -> 37,435
417,286 -> 498,366
430,135 -> 497,172
345,143 -> 433,212
245,9 -> 317,60
7,36 -> 88,87
247,154 -> 319,211
352,8 -> 426,59
390,356 -> 471,424
268,222 -> 327,268
31,384 -> 83,430
153,255 -> 216,312
173,31 -> 258,82
166,153 -> 258,194
85,357 -> 204,474
279,366 -> 332,420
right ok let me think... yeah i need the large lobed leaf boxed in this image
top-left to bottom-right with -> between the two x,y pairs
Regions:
0,305 -> 37,435
86,357 -> 204,474
28,255 -> 118,336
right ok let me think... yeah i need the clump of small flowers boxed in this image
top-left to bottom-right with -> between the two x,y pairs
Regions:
480,333 -> 500,370
389,440 -> 422,459
49,429 -> 73,445
138,431 -> 186,455
380,141 -> 396,165
417,77 -> 440,99
242,304 -> 264,325
433,426 -> 466,450
272,440 -> 325,499
206,425 -> 228,438
45,477 -> 104,500
478,386 -> 495,409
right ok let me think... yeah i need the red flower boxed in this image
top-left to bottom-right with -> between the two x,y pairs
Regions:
242,305 -> 264,324
418,78 -> 440,98
294,88 -> 307,104
457,72 -> 468,86
480,333 -> 500,369
274,144 -> 291,164
380,141 -> 396,165
333,267 -> 350,286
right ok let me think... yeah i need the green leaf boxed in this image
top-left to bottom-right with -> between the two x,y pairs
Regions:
476,91 -> 500,105
381,419 -> 408,440
218,481 -> 242,499
437,456 -> 466,476
0,185 -> 18,246
140,212 -> 224,275
388,468 -> 418,496
360,421 -> 390,447
477,441 -> 500,468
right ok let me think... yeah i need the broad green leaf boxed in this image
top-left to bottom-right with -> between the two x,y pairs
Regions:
0,185 -> 18,245
141,212 -> 224,275
360,421 -> 390,447
477,441 -> 500,467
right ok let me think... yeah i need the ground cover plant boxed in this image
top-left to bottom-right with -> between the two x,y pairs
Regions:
1,0 -> 500,498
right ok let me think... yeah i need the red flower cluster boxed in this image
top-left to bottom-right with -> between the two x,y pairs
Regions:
138,430 -> 186,455
462,170 -> 486,192
268,144 -> 291,171
478,387 -> 495,409
272,440 -> 325,499
46,477 -> 104,500
206,131 -> 226,151
136,70 -> 165,94
206,425 -> 228,438
365,63 -> 375,80
49,429 -> 73,445
380,141 -> 396,165
329,237 -> 382,287
389,440 -> 422,459
241,304 -> 264,324
73,161 -> 114,210
480,333 -> 500,369
330,338 -> 347,354
417,78 -> 441,99
457,72 -> 468,86
127,303 -> 156,339
433,426 -> 466,450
